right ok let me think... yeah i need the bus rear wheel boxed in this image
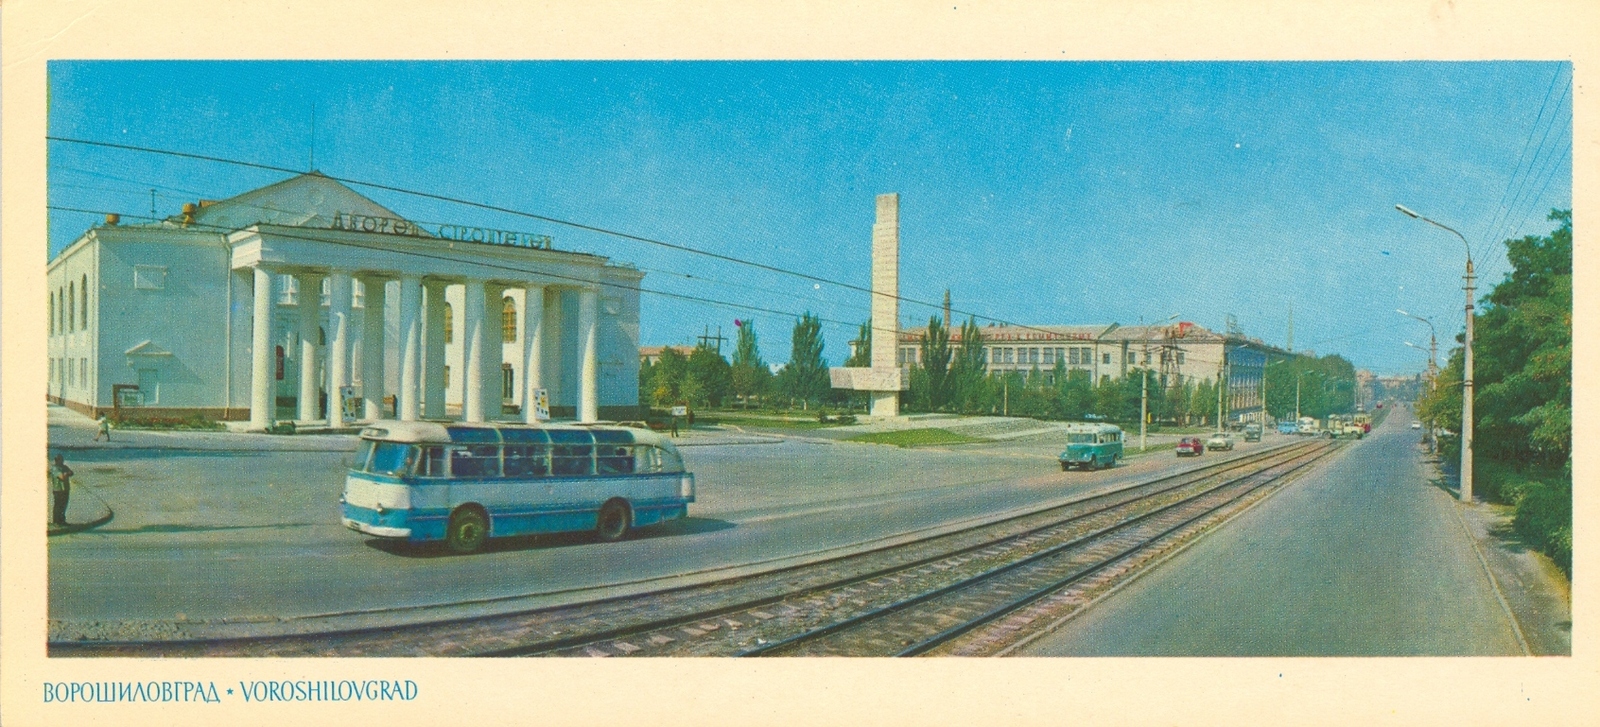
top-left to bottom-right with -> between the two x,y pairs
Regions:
596,499 -> 631,542
446,507 -> 489,554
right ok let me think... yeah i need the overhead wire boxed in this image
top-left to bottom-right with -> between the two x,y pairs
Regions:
46,204 -> 907,342
47,135 -> 1091,339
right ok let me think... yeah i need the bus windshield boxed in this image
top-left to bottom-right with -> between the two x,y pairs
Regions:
1067,434 -> 1096,444
368,442 -> 416,477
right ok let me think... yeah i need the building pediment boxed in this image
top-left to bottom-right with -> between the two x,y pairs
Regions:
124,340 -> 173,357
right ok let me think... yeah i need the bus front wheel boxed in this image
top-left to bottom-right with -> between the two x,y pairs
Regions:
446,506 -> 489,554
596,499 -> 631,542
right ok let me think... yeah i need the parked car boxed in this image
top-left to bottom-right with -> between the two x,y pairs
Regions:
1176,437 -> 1205,456
1205,433 -> 1235,451
1243,423 -> 1263,442
1276,421 -> 1299,435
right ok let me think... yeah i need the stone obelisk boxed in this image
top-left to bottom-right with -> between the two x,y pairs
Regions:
830,193 -> 906,418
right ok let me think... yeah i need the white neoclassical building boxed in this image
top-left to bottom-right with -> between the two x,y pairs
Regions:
46,172 -> 644,429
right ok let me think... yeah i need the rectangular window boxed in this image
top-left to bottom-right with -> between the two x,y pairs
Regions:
1103,352 -> 1112,365
1003,348 -> 1013,364
279,275 -> 298,305
81,358 -> 88,387
1177,352 -> 1186,365
1068,348 -> 1080,365
551,443 -> 594,476
418,446 -> 448,477
450,445 -> 501,478
503,444 -> 549,478
133,265 -> 167,291
597,444 -> 636,475
1042,348 -> 1055,365
991,348 -> 1001,363
1056,348 -> 1066,364
443,365 -> 451,388
1030,348 -> 1040,364
353,279 -> 366,309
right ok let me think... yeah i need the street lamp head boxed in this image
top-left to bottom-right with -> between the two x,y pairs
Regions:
1395,204 -> 1420,219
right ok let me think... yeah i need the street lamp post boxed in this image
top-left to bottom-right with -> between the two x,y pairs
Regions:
1398,309 -> 1439,389
1396,204 -> 1475,503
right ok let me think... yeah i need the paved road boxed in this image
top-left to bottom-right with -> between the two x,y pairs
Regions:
1020,409 -> 1526,656
45,406 -> 1283,637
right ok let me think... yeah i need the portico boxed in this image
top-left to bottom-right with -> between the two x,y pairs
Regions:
233,221 -> 639,431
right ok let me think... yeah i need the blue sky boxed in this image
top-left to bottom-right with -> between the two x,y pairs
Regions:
47,61 -> 1572,375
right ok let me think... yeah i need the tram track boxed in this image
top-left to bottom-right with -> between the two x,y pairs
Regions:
50,439 -> 1336,658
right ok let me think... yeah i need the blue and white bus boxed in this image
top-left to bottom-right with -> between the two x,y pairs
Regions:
340,421 -> 695,553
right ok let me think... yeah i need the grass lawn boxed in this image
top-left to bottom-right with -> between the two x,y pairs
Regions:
703,414 -> 842,430
843,428 -> 991,447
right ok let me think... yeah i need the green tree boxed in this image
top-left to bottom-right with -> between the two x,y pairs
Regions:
686,344 -> 732,407
845,319 -> 872,367
780,312 -> 829,407
1059,369 -> 1094,420
917,316 -> 953,411
730,320 -> 771,408
950,317 -> 988,413
648,347 -> 688,407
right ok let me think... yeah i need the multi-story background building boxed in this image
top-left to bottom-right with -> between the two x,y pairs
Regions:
897,320 -> 1282,424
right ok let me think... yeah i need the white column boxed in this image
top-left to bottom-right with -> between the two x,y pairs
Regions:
543,288 -> 565,413
522,283 -> 546,423
422,281 -> 448,419
486,287 -> 508,420
578,285 -> 600,423
362,278 -> 387,420
326,271 -> 353,428
462,279 -> 487,422
398,274 -> 423,421
249,267 -> 276,430
297,272 -> 324,422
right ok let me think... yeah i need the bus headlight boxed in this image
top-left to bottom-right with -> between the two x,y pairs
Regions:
375,504 -> 386,515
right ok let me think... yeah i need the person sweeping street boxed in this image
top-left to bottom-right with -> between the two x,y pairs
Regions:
50,453 -> 73,526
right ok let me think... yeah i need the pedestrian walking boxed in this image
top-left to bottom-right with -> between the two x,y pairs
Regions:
49,454 -> 74,526
93,413 -> 112,442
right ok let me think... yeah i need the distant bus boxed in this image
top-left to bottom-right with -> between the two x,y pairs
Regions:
1058,423 -> 1125,471
341,421 -> 695,553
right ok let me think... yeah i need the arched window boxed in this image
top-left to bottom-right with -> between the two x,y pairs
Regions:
502,296 -> 517,342
68,281 -> 75,333
48,291 -> 55,336
443,303 -> 454,344
81,274 -> 89,328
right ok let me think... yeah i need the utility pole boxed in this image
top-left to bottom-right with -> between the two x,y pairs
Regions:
1463,259 -> 1476,502
1216,348 -> 1227,433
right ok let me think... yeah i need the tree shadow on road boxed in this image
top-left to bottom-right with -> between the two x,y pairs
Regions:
366,516 -> 738,558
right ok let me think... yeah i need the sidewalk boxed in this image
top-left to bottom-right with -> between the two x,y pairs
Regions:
1426,448 -> 1572,656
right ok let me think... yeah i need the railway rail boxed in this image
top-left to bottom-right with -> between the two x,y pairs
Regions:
51,439 -> 1339,658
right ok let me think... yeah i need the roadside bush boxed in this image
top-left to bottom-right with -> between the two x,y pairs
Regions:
1512,469 -> 1572,576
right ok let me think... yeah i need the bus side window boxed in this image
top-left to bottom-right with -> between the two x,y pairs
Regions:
451,445 -> 501,478
551,443 -> 593,476
637,445 -> 662,473
598,445 -> 634,475
504,444 -> 549,478
419,446 -> 446,477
